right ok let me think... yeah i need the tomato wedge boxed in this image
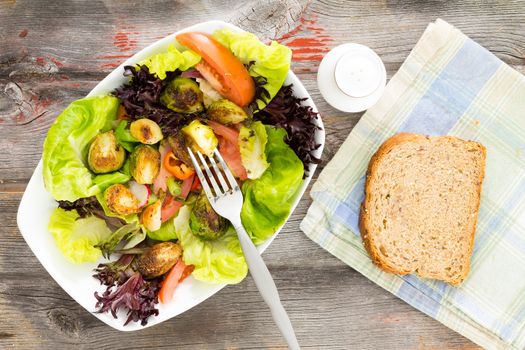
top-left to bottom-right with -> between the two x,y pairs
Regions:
160,193 -> 183,222
207,121 -> 247,180
176,32 -> 255,107
117,105 -> 129,120
218,136 -> 247,180
161,172 -> 195,222
207,120 -> 239,143
180,173 -> 195,198
164,151 -> 195,180
159,259 -> 194,304
190,176 -> 201,192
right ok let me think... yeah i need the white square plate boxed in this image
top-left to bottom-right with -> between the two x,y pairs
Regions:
17,20 -> 325,331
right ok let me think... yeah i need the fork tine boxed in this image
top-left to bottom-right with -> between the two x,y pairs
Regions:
208,156 -> 230,192
187,148 -> 215,200
196,151 -> 223,196
213,148 -> 239,191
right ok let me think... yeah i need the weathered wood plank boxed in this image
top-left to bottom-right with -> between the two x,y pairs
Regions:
1,192 -> 479,349
1,0 -> 524,182
0,0 -> 523,74
2,0 -> 524,348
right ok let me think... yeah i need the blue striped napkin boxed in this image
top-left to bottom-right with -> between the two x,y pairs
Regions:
301,19 -> 525,349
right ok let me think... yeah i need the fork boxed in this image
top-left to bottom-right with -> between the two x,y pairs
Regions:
188,148 -> 300,350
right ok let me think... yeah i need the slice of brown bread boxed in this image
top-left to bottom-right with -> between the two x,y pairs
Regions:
359,133 -> 486,285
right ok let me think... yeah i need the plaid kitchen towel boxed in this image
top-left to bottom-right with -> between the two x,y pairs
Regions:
301,19 -> 525,349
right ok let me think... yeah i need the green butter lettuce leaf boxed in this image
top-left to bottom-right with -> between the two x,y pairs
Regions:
174,205 -> 248,284
147,218 -> 176,241
241,126 -> 304,245
114,120 -> 138,152
48,208 -> 111,263
43,96 -> 130,201
239,121 -> 269,179
212,29 -> 292,110
140,44 -> 201,80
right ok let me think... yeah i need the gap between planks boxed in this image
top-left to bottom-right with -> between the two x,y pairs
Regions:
0,181 -> 28,194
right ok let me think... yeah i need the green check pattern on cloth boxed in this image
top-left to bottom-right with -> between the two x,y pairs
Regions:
300,19 -> 525,349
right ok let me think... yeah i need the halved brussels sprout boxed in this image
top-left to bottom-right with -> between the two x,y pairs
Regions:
130,145 -> 160,184
160,77 -> 204,114
189,191 -> 227,240
141,199 -> 162,232
182,120 -> 218,156
87,131 -> 126,174
136,242 -> 182,278
104,183 -> 139,215
129,119 -> 163,145
207,99 -> 248,124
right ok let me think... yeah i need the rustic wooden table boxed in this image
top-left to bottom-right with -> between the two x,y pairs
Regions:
1,0 -> 524,348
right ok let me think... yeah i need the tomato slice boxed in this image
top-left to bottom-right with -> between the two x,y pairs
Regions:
161,193 -> 183,222
117,105 -> 129,120
180,173 -> 195,198
190,176 -> 201,192
158,260 -> 194,304
176,32 -> 255,107
207,121 -> 247,180
207,120 -> 239,143
218,136 -> 247,180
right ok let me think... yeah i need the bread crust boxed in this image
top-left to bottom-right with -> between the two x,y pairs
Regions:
359,133 -> 486,285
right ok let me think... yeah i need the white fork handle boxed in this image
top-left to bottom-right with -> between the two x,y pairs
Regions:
231,218 -> 300,350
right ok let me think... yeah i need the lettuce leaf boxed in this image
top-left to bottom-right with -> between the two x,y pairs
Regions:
114,120 -> 139,152
241,126 -> 304,244
212,29 -> 292,110
147,218 -> 176,241
140,44 -> 201,80
43,96 -> 130,201
48,208 -> 111,263
174,205 -> 248,284
239,121 -> 269,179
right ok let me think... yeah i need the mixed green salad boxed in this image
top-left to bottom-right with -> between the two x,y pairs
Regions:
42,28 -> 320,326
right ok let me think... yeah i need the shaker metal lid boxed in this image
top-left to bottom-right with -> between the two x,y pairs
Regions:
317,43 -> 386,113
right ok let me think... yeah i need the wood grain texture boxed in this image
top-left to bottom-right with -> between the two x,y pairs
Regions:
1,0 -> 524,348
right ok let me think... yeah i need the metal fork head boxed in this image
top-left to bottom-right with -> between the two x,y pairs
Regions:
187,147 -> 243,217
